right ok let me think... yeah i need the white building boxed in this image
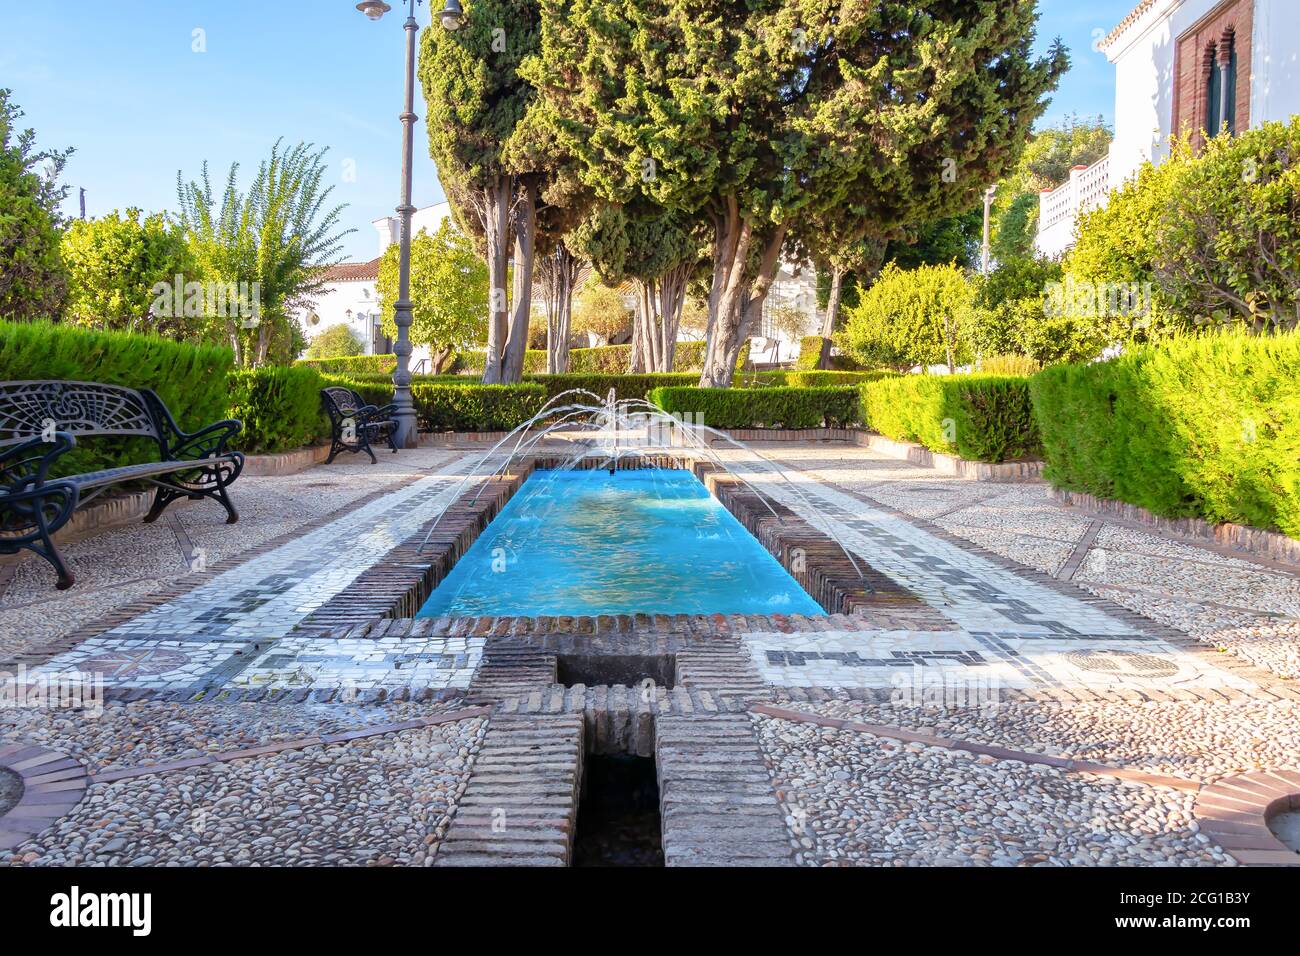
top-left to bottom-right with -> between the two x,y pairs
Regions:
297,201 -> 452,369
1036,0 -> 1300,258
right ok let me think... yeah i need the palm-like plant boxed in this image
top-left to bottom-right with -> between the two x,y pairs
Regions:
177,140 -> 353,366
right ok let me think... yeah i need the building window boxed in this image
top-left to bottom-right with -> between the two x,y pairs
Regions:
1206,34 -> 1237,137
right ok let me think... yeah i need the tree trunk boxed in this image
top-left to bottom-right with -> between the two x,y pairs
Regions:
817,265 -> 844,370
544,243 -> 577,374
700,216 -> 786,387
430,345 -> 454,374
481,175 -> 512,384
501,178 -> 538,384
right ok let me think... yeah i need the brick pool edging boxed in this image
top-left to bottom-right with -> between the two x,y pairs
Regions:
0,743 -> 89,852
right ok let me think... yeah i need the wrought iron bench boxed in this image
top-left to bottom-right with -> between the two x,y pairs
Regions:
0,380 -> 244,590
321,386 -> 399,464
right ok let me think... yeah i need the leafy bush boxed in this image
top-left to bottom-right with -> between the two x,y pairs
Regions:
783,370 -> 896,388
0,320 -> 234,473
978,354 -> 1041,376
295,353 -> 397,374
861,374 -> 1039,463
649,386 -> 860,429
227,365 -> 328,453
795,336 -> 827,370
1029,329 -> 1300,535
409,383 -> 548,432
303,323 -> 364,359
838,262 -> 973,371
527,372 -> 700,403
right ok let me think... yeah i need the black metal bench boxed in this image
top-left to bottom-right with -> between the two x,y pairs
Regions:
0,380 -> 244,590
321,386 -> 399,464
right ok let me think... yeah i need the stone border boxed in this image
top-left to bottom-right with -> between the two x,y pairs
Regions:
851,432 -> 1044,483
1192,772 -> 1300,867
241,444 -> 331,477
1053,487 -> 1300,568
0,742 -> 89,852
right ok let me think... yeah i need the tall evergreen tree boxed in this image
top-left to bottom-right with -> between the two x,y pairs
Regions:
525,0 -> 1067,385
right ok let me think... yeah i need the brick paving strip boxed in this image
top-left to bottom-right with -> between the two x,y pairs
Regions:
0,744 -> 90,852
750,703 -> 1300,867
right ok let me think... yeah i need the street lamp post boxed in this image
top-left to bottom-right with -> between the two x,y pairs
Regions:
355,0 -> 459,447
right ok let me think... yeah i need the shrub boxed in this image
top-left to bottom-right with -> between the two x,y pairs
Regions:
783,370 -> 896,388
860,374 -> 1039,463
0,320 -> 234,473
227,365 -> 328,453
303,323 -> 364,359
978,354 -> 1041,376
648,386 -> 860,429
571,282 -> 633,344
295,353 -> 397,374
409,383 -> 548,432
839,262 -> 974,372
1029,329 -> 1300,536
454,340 -> 749,376
527,372 -> 700,403
795,336 -> 826,370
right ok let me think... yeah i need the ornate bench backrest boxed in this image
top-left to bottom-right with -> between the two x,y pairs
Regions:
0,380 -> 161,449
321,387 -> 366,425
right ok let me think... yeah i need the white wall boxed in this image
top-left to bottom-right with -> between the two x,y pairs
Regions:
372,201 -> 452,257
299,279 -> 383,355
1106,0 -> 1300,187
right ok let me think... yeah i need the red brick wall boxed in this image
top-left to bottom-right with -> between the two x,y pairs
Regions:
1172,0 -> 1253,149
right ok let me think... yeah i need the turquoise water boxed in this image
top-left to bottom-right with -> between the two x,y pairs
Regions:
417,468 -> 825,618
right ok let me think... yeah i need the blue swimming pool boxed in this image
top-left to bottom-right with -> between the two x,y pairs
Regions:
417,468 -> 825,618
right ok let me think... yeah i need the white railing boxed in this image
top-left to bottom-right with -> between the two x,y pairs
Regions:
1036,156 -> 1112,257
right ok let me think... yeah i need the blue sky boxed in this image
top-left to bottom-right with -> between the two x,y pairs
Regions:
2,0 -> 1136,262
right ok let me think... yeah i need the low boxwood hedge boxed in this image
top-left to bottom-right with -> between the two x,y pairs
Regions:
458,340 -> 751,375
229,366 -> 330,454
295,354 -> 398,374
860,374 -> 1039,463
410,382 -> 547,432
648,385 -> 861,430
1029,329 -> 1300,536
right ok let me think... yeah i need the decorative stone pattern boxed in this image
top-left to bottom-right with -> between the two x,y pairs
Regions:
0,743 -> 88,852
1193,771 -> 1300,867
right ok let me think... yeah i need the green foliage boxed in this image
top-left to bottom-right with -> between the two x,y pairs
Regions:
570,281 -> 632,345
303,323 -> 363,360
839,263 -> 974,371
979,354 -> 1042,376
176,139 -> 352,367
410,383 -> 548,432
61,208 -> 193,334
782,370 -> 896,388
1029,329 -> 1300,536
227,365 -> 328,453
0,89 -> 71,322
377,220 -> 487,355
295,353 -> 397,374
458,340 -> 747,375
530,372 -> 700,403
1151,119 -> 1300,331
860,374 -> 1040,463
0,320 -> 233,473
795,336 -> 827,371
968,255 -> 1103,365
649,386 -> 860,430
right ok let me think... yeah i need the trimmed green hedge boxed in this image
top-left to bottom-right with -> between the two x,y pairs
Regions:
228,366 -> 329,454
751,369 -> 896,388
295,354 -> 398,374
795,336 -> 827,370
527,372 -> 701,403
410,383 -> 547,432
648,385 -> 861,429
1030,330 -> 1300,536
861,374 -> 1040,463
458,340 -> 752,375
0,321 -> 235,474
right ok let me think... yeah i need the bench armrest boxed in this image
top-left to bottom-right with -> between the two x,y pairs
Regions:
168,419 -> 244,461
0,432 -> 76,494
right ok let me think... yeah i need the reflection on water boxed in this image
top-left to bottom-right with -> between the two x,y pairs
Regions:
418,468 -> 826,618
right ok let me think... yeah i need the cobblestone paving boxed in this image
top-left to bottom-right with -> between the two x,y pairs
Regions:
2,438 -> 1297,868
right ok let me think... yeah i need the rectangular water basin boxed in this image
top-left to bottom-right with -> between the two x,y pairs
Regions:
417,467 -> 826,618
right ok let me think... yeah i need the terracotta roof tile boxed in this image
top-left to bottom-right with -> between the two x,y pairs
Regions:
319,258 -> 381,283
1100,0 -> 1161,50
